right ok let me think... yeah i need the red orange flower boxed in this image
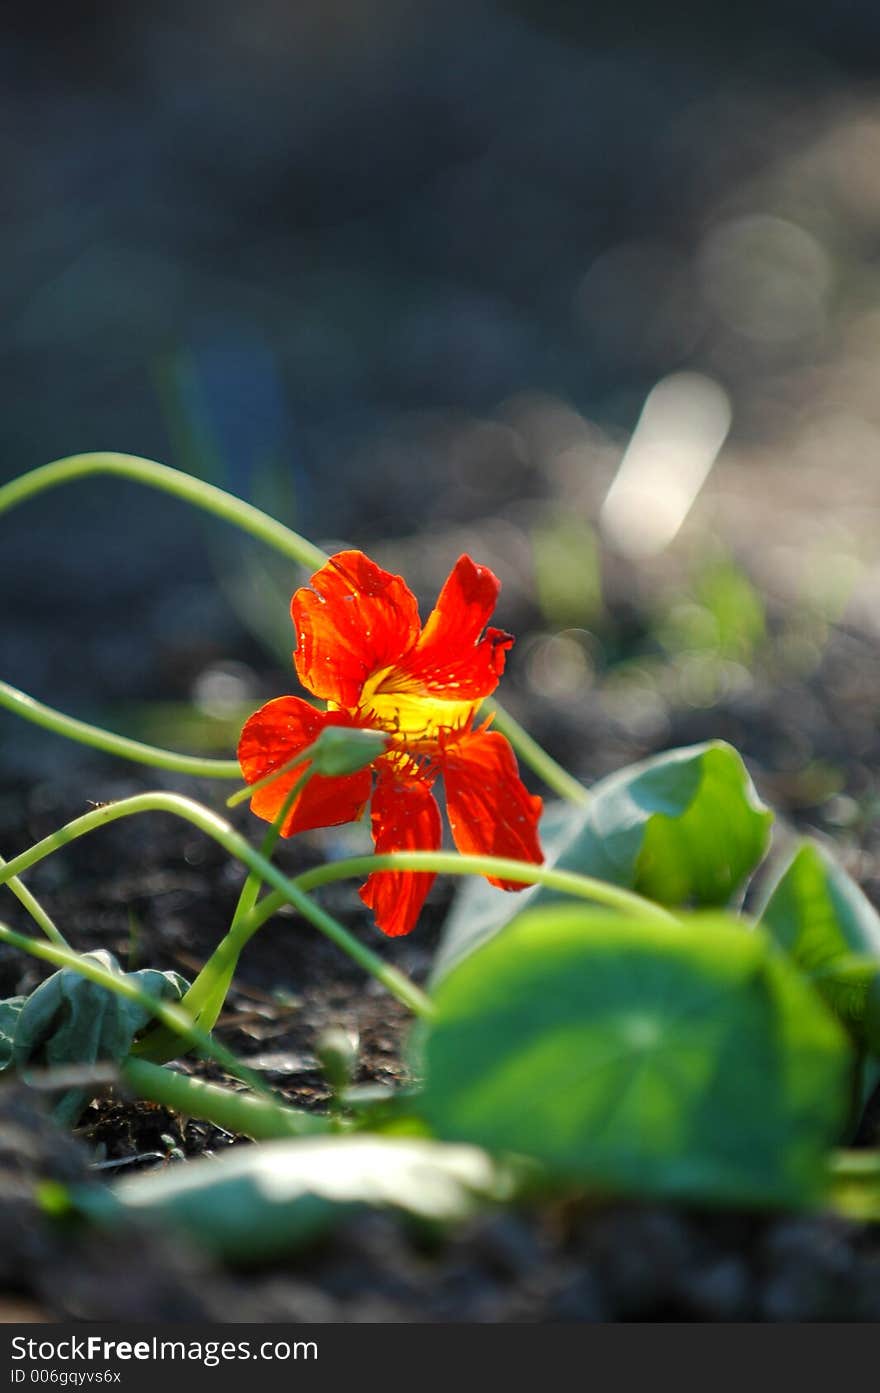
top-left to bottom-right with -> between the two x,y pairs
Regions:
238,550 -> 544,936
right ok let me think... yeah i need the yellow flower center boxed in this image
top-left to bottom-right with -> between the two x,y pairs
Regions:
354,665 -> 477,748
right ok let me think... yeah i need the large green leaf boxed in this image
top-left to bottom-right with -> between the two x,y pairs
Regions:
72,1136 -> 514,1262
759,841 -> 880,1049
420,906 -> 852,1208
433,741 -> 772,983
12,951 -> 189,1124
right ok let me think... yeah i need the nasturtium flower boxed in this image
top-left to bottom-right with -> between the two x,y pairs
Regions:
238,550 -> 544,936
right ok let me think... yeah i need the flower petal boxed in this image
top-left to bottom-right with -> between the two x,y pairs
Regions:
291,551 -> 421,708
396,555 -> 512,700
238,697 -> 371,837
442,729 -> 543,889
359,770 -> 442,937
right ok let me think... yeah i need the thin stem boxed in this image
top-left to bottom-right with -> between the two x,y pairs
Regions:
161,772 -> 311,1047
482,699 -> 589,807
0,792 -> 433,1019
0,453 -> 582,801
0,452 -> 326,571
226,751 -> 309,808
0,853 -> 69,948
0,921 -> 272,1098
120,1058 -> 329,1141
244,851 -> 678,938
0,681 -> 241,778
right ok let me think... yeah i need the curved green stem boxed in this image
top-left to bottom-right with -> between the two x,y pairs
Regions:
244,851 -> 678,938
0,853 -> 69,948
0,453 -> 584,802
0,792 -> 433,1019
0,451 -> 326,570
0,681 -> 240,778
226,752 -> 309,807
120,1058 -> 329,1141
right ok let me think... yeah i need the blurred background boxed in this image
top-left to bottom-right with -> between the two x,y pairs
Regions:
4,0 -> 880,862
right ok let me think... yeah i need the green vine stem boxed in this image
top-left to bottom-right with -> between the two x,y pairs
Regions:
0,853 -> 69,949
138,773 -> 312,1062
120,1058 -> 329,1141
0,452 -> 326,570
226,773 -> 307,949
0,681 -> 240,779
243,851 -> 678,938
226,752 -> 310,807
0,792 -> 433,1020
483,699 -> 589,807
0,452 -> 586,804
143,846 -> 677,1053
139,836 -> 676,1059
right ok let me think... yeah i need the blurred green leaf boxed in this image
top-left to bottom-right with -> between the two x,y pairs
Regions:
73,1136 -> 515,1262
12,951 -> 189,1124
696,557 -> 766,660
759,841 -> 880,1051
420,906 -> 853,1208
109,702 -> 251,755
760,841 -> 880,966
434,741 -> 772,983
531,515 -> 602,628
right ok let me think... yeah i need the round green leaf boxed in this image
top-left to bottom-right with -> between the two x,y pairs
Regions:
420,906 -> 853,1208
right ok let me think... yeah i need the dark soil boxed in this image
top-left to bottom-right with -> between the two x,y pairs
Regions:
4,1082 -> 880,1323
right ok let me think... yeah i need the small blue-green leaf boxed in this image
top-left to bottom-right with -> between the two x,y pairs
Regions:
12,952 -> 189,1123
420,906 -> 852,1208
434,741 -> 772,983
